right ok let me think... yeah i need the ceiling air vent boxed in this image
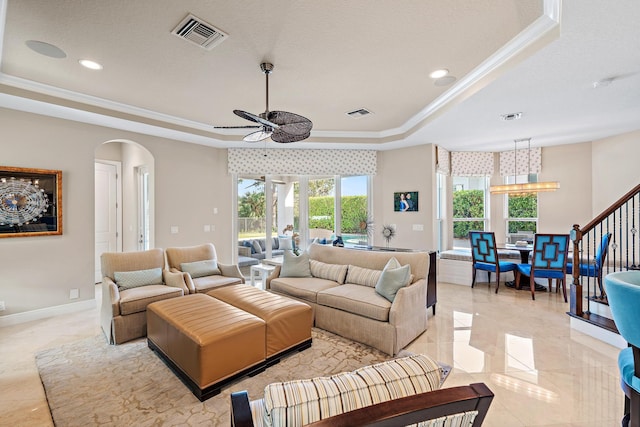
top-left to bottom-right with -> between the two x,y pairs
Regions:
346,108 -> 373,119
171,14 -> 228,50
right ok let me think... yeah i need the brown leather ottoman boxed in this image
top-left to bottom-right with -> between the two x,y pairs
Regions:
147,293 -> 266,401
207,284 -> 312,362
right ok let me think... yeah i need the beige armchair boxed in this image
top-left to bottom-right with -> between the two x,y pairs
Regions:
100,248 -> 188,345
165,243 -> 244,294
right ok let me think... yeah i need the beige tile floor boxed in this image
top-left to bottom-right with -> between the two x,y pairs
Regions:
0,281 -> 625,426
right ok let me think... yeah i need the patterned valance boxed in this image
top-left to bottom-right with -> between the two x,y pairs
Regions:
228,148 -> 377,175
499,147 -> 541,176
451,151 -> 494,176
436,146 -> 451,175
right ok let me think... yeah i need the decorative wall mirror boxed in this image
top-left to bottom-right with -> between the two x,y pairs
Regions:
0,166 -> 62,238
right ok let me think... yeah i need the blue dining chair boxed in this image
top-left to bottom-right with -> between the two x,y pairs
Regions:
469,231 -> 517,294
566,232 -> 611,298
515,234 -> 570,301
604,271 -> 640,427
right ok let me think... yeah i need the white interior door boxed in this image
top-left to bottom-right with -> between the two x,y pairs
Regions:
95,161 -> 121,283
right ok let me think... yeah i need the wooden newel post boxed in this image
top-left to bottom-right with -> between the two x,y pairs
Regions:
570,224 -> 583,316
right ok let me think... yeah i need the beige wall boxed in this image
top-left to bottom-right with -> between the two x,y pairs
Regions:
591,130 -> 640,215
0,108 -> 232,316
1,103 -> 637,319
374,144 -> 436,251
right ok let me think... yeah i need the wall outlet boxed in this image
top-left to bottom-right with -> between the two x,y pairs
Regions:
204,225 -> 211,232
213,208 -> 218,214
412,224 -> 424,231
69,288 -> 79,299
0,301 -> 5,311
211,225 -> 216,232
170,226 -> 179,234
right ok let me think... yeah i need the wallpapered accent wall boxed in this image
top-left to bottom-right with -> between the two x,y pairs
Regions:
228,148 -> 377,175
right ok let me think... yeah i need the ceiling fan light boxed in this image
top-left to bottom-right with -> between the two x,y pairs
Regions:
243,129 -> 272,142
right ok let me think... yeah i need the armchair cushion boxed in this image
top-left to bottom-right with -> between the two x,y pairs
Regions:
375,257 -> 411,302
180,259 -> 220,278
262,354 -> 443,426
114,267 -> 163,290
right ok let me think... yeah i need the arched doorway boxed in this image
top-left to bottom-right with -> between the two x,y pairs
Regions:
94,140 -> 155,282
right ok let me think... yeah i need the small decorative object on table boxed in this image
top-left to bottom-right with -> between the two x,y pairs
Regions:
382,224 -> 396,248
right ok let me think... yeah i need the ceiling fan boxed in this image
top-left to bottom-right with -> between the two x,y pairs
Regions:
215,62 -> 313,143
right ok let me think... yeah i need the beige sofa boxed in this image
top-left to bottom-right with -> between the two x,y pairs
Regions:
265,244 -> 434,355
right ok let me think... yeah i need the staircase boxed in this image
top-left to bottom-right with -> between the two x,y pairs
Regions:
568,183 -> 640,348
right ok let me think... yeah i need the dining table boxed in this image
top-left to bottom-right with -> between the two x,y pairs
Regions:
502,243 -> 547,292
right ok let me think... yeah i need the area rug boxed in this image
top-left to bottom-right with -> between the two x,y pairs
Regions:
36,329 -> 391,426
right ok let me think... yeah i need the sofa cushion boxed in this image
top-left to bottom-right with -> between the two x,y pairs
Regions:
270,277 -> 338,304
375,257 -> 411,302
191,275 -> 243,293
317,284 -> 391,321
243,240 -> 256,254
262,354 -> 443,427
345,265 -> 382,288
280,251 -> 311,278
114,267 -> 163,290
180,259 -> 220,278
310,260 -> 348,284
118,284 -> 183,315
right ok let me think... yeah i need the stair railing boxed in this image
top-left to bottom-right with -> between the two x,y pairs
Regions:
570,183 -> 640,318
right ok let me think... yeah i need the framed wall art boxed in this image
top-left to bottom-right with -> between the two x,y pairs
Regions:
394,191 -> 418,212
0,166 -> 62,238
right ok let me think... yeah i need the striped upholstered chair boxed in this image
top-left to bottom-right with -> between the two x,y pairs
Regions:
230,354 -> 494,427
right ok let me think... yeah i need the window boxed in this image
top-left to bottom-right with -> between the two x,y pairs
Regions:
505,175 -> 538,243
341,175 -> 370,245
452,176 -> 489,248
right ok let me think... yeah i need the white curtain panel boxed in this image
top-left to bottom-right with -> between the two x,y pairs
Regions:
228,148 -> 377,175
499,147 -> 541,176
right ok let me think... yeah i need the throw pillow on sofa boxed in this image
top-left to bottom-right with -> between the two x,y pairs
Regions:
252,240 -> 263,255
180,259 -> 220,278
310,260 -> 348,284
346,265 -> 383,288
280,251 -> 311,277
375,257 -> 411,302
114,267 -> 163,290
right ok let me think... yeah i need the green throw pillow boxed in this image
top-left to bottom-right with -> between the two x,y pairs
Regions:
180,259 -> 220,278
114,267 -> 163,290
375,257 -> 411,302
280,251 -> 311,278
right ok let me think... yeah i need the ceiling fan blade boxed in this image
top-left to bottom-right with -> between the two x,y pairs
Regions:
271,130 -> 311,143
213,125 -> 261,129
267,111 -> 313,136
234,110 -> 278,129
243,129 -> 273,142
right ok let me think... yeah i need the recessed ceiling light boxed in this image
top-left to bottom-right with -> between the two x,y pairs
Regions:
79,59 -> 103,70
500,112 -> 523,121
429,69 -> 449,79
434,76 -> 457,86
25,40 -> 67,59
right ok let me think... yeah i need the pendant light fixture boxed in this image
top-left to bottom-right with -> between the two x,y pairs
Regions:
490,139 -> 560,195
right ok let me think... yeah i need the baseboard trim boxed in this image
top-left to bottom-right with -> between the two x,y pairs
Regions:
0,299 -> 96,328
570,316 -> 626,349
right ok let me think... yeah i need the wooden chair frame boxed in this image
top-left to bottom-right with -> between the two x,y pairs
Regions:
230,382 -> 494,427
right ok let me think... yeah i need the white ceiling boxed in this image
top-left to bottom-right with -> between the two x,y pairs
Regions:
0,0 -> 638,152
